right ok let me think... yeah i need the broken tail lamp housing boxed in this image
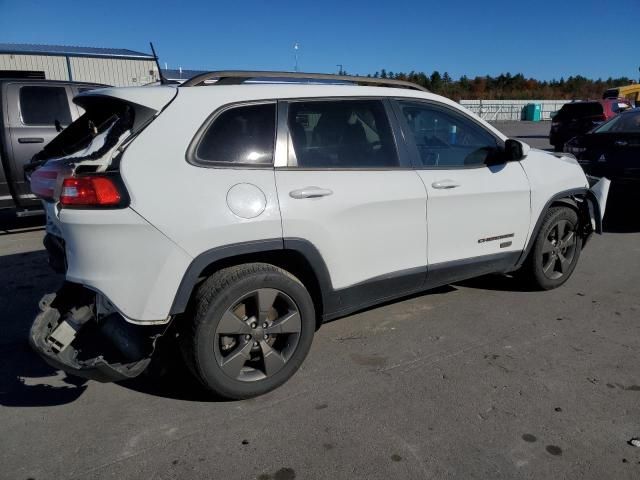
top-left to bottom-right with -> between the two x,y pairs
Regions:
60,175 -> 129,208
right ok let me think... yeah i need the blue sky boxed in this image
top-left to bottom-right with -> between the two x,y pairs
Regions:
1,0 -> 638,80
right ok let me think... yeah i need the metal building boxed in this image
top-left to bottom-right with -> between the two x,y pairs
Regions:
0,43 -> 160,86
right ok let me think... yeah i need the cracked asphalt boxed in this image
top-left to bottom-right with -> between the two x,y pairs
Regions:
1,122 -> 639,479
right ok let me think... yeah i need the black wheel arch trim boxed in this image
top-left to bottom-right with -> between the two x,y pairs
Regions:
169,239 -> 284,315
170,237 -> 525,326
513,187 -> 591,270
169,237 -> 334,316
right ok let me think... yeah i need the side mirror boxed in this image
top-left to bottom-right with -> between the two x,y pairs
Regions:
54,119 -> 63,132
504,139 -> 530,161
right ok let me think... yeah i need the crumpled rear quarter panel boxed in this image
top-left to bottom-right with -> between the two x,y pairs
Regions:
60,207 -> 193,322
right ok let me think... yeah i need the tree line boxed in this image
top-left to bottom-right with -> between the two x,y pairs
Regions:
349,69 -> 635,100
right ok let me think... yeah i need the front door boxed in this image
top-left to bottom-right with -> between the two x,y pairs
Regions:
392,99 -> 531,278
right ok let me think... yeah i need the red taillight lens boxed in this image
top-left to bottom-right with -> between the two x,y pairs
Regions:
60,176 -> 122,207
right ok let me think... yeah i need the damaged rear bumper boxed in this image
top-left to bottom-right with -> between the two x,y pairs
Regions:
29,283 -> 167,382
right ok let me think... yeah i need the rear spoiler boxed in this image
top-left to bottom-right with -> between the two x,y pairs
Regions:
75,86 -> 178,112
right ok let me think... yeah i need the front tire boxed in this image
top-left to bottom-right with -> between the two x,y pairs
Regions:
180,263 -> 315,399
523,206 -> 582,290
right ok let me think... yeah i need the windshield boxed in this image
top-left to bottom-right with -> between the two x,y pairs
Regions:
594,111 -> 640,133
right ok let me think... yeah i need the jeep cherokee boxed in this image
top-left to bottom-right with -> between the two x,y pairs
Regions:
28,71 -> 610,399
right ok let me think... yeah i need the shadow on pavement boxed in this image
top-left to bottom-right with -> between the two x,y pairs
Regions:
0,248 -> 226,405
0,210 -> 45,235
0,250 -> 89,407
602,189 -> 640,234
454,273 -> 536,293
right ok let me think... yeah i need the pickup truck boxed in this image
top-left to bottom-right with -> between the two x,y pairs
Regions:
0,77 -> 102,215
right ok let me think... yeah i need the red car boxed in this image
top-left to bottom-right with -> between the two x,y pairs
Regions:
602,97 -> 632,119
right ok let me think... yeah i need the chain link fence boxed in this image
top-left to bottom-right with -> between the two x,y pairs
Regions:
459,100 -> 571,121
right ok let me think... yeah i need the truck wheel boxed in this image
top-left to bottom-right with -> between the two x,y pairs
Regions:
524,206 -> 582,290
180,263 -> 315,399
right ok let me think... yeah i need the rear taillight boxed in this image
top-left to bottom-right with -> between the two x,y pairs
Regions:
60,176 -> 123,207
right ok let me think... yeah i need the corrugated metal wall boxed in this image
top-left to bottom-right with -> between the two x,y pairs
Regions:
0,54 -> 68,80
69,58 -> 158,86
0,54 -> 159,86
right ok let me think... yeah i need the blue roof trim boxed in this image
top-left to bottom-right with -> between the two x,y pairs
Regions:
0,43 -> 154,59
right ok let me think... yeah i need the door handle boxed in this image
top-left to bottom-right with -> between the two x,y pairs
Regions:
18,137 -> 44,144
431,180 -> 460,189
289,186 -> 334,199
614,140 -> 628,147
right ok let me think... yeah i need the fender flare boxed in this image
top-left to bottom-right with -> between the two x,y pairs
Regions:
168,238 -> 333,316
513,187 -> 589,270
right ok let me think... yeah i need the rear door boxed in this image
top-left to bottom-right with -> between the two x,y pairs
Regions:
6,83 -> 75,206
392,99 -> 531,279
275,98 -> 428,305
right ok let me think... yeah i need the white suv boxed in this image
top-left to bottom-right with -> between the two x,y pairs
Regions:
28,71 -> 609,399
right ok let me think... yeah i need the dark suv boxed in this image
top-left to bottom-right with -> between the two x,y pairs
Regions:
550,99 -> 631,152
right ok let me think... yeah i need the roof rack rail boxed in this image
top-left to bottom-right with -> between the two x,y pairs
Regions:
179,70 -> 429,92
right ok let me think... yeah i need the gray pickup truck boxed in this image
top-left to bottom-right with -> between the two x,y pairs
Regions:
0,77 -> 101,214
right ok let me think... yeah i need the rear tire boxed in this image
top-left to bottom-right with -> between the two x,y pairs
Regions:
523,206 -> 582,290
180,263 -> 315,399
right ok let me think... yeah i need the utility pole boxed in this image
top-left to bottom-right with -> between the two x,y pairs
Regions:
294,42 -> 300,72
337,64 -> 343,75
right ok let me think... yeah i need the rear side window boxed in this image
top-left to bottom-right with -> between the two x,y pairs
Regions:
288,100 -> 398,168
19,86 -> 72,126
195,103 -> 276,166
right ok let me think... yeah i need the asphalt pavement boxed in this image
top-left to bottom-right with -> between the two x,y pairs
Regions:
1,125 -> 639,479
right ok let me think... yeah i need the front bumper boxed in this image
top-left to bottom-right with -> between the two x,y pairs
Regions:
29,283 -> 165,382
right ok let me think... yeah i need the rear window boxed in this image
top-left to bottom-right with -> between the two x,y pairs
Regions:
33,96 -> 135,162
19,86 -> 72,126
559,102 -> 603,118
194,103 -> 276,166
611,102 -> 631,114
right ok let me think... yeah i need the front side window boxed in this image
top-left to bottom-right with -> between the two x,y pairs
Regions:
195,103 -> 275,165
19,86 -> 72,126
398,101 -> 499,167
288,100 -> 398,168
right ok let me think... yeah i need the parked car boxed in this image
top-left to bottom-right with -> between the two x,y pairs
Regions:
550,99 -> 631,152
0,77 -> 102,214
28,71 -> 609,399
565,108 -> 640,192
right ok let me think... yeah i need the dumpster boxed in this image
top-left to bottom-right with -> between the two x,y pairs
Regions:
524,103 -> 542,122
